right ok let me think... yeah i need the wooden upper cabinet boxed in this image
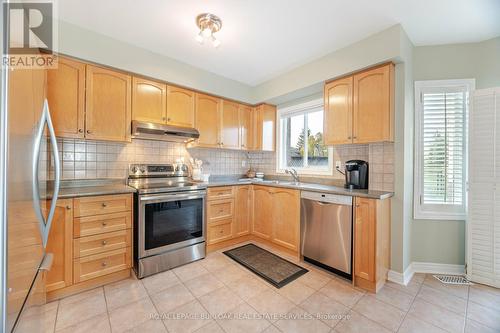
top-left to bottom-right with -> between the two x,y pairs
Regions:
85,65 -> 131,142
46,199 -> 73,292
239,104 -> 253,150
195,93 -> 221,147
353,63 -> 394,143
324,76 -> 353,145
272,188 -> 299,251
234,185 -> 251,237
132,77 -> 166,124
166,86 -> 195,128
221,100 -> 240,149
47,57 -> 85,138
252,186 -> 273,239
354,197 -> 376,282
254,104 -> 276,151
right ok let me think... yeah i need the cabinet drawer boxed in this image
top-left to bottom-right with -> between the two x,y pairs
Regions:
207,220 -> 233,245
73,247 -> 131,283
208,186 -> 234,200
74,211 -> 131,238
74,229 -> 131,258
74,194 -> 132,217
207,199 -> 234,222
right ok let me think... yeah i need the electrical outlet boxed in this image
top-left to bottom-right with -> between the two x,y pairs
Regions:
335,161 -> 342,169
241,160 -> 246,167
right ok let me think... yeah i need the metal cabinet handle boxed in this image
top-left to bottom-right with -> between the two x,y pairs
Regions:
32,99 -> 60,248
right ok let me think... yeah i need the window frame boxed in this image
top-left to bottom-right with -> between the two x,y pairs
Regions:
276,98 -> 333,176
413,79 -> 475,220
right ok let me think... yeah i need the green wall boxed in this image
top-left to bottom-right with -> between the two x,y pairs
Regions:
411,36 -> 500,265
57,20 -> 254,103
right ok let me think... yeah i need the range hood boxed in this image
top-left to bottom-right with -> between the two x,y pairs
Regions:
131,120 -> 199,143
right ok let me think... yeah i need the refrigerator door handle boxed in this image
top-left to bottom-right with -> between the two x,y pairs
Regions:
39,253 -> 54,272
32,99 -> 60,248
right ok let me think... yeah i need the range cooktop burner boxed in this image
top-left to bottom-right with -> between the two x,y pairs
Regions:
127,163 -> 207,194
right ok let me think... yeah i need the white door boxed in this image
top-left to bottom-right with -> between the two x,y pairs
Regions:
467,87 -> 500,288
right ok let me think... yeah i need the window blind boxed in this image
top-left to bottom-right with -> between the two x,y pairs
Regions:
414,79 -> 473,220
421,90 -> 466,206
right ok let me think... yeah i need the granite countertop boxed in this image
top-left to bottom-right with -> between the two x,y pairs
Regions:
56,179 -> 136,199
51,176 -> 393,200
199,176 -> 394,200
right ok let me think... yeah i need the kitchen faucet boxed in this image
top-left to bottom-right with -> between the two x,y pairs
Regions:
285,168 -> 300,184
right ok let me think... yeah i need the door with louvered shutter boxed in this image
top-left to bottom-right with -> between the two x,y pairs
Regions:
467,88 -> 500,288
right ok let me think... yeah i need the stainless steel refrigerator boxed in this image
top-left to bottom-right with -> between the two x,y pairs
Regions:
1,7 -> 61,332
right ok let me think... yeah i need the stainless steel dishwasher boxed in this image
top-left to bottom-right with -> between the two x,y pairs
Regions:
300,191 -> 353,278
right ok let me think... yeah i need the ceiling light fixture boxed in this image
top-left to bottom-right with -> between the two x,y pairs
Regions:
195,13 -> 222,48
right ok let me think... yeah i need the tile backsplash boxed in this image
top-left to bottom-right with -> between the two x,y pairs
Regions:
48,138 -> 394,192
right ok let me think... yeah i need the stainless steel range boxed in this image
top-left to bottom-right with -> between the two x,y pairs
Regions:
128,163 -> 207,278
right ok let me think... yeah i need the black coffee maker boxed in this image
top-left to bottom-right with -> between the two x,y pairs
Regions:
343,160 -> 368,189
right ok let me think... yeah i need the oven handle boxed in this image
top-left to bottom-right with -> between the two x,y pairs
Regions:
139,190 -> 206,203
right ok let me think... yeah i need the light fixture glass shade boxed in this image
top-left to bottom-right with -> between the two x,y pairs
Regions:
201,27 -> 212,38
211,35 -> 221,48
195,32 -> 204,44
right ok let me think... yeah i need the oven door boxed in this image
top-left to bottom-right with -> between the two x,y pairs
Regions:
138,190 -> 206,258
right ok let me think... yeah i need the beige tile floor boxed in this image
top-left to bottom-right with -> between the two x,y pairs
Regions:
32,242 -> 500,333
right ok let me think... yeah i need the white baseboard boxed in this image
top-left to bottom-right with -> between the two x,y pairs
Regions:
388,264 -> 414,286
411,262 -> 465,275
388,262 -> 465,286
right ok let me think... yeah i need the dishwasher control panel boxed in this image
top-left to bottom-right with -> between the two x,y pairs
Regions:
300,191 -> 352,205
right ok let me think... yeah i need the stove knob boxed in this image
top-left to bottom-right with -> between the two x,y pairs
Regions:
140,167 -> 146,174
131,166 -> 138,173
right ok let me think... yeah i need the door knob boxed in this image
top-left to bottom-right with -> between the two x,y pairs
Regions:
86,130 -> 91,134
78,129 -> 83,133
102,240 -> 107,246
66,205 -> 71,210
102,203 -> 107,207
101,261 -> 107,267
102,222 -> 107,226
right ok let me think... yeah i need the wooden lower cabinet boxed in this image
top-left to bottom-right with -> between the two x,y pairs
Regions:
252,186 -> 299,251
74,247 -> 131,283
73,229 -> 131,258
353,197 -> 391,292
206,185 -> 300,252
252,186 -> 273,239
46,193 -> 133,300
46,199 -> 73,292
234,185 -> 251,237
271,189 -> 300,251
207,219 -> 233,245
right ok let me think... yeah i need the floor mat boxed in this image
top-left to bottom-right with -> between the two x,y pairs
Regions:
223,243 -> 308,288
